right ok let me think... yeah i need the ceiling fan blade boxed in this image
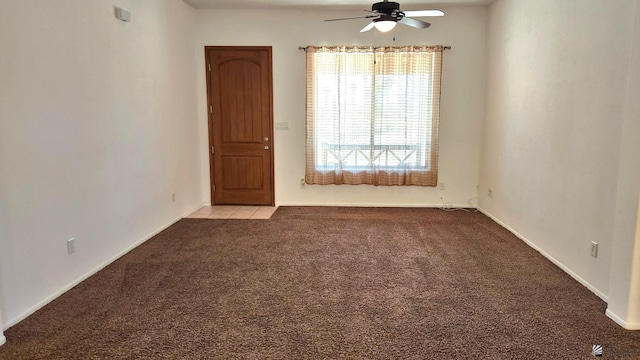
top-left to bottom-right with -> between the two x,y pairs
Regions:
360,21 -> 375,32
325,15 -> 376,22
403,9 -> 444,17
399,16 -> 431,29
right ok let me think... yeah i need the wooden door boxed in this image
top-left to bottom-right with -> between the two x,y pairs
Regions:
206,46 -> 274,205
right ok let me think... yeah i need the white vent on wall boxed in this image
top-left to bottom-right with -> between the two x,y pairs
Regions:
114,7 -> 131,22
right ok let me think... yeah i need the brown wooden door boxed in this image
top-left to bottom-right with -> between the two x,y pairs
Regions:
206,46 -> 274,205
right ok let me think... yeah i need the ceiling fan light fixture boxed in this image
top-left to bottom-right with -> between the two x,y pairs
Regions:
373,19 -> 397,32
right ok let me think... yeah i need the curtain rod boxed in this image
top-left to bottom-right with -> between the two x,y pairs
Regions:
298,45 -> 451,51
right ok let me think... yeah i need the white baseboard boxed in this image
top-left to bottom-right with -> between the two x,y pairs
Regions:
275,202 -> 473,208
606,309 -> 640,330
4,204 -> 203,330
478,207 -> 609,302
0,334 -> 6,346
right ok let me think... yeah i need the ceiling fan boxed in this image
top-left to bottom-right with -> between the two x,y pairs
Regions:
325,0 -> 444,33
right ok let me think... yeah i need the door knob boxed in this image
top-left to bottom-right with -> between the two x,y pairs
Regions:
264,137 -> 269,142
264,145 -> 270,150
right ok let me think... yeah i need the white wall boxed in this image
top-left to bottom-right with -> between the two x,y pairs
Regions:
194,7 -> 487,207
607,0 -> 640,329
479,0 -> 637,302
0,173 -> 8,341
0,0 -> 201,328
0,305 -> 4,345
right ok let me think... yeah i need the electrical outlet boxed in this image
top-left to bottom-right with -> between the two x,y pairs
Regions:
439,182 -> 445,190
172,193 -> 176,202
591,241 -> 598,258
67,238 -> 76,255
300,178 -> 306,188
488,188 -> 494,198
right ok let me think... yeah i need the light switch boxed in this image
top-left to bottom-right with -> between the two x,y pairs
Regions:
275,122 -> 289,130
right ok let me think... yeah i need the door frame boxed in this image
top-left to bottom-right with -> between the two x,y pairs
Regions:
204,46 -> 275,206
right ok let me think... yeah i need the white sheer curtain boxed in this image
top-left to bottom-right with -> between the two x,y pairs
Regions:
305,45 -> 443,186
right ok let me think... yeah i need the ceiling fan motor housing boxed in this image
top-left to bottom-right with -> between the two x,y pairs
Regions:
372,1 -> 403,19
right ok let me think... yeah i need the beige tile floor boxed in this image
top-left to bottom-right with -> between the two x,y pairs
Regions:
186,206 -> 278,220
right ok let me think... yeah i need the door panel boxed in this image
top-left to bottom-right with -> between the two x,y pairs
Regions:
206,46 -> 274,205
219,60 -> 262,143
222,156 -> 263,190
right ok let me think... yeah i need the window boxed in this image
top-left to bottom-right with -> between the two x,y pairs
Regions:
305,45 -> 443,186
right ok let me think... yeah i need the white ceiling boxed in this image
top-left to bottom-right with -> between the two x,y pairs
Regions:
183,0 -> 493,10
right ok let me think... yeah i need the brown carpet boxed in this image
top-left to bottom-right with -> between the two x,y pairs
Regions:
1,207 -> 639,359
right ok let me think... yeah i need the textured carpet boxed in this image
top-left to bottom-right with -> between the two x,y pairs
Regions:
1,207 -> 639,359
